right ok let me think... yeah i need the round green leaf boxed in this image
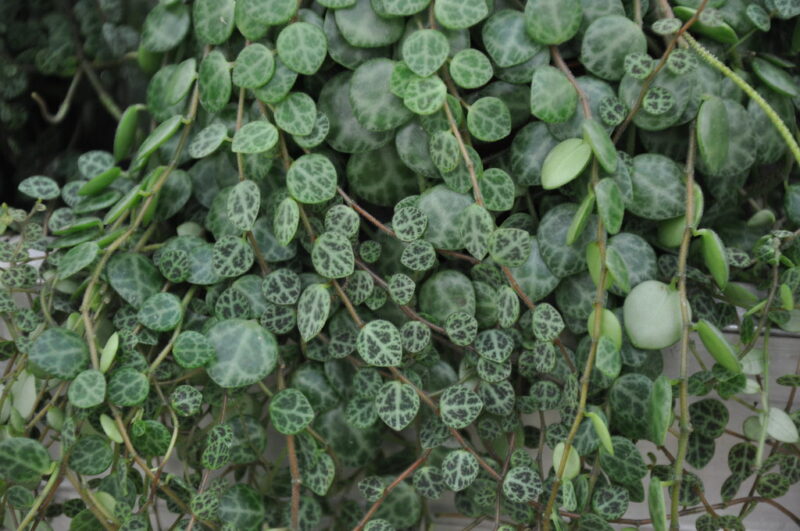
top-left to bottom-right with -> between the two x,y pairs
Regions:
30,327 -> 89,380
199,50 -> 232,113
335,0 -> 404,48
0,438 -> 52,483
212,235 -> 254,278
232,43 -> 275,89
350,58 -> 413,132
404,76 -> 447,115
434,0 -> 488,29
449,49 -> 493,89
429,130 -> 460,173
108,367 -> 150,406
392,207 -> 427,242
58,241 -> 99,279
401,321 -> 431,353
482,9 -> 541,68
287,154 -> 337,204
297,283 -> 331,341
275,92 -> 317,136
231,121 -> 279,154
312,231 -> 355,278
357,319 -> 402,367
227,180 -> 260,231
445,311 -> 478,346
413,466 -> 445,500
553,442 -> 581,480
598,96 -> 627,127
69,435 -> 112,475
441,450 -> 479,491
137,292 -> 183,332
388,273 -> 415,305
439,385 -> 483,429
541,138 -> 592,190
202,424 -> 233,470
503,466 -> 542,503
622,279 -> 683,350
627,154 -> 686,220
642,86 -> 675,115
68,369 -> 106,409
189,122 -> 228,159
19,176 -> 60,200
235,0 -> 297,39
375,381 -> 420,431
479,168 -> 514,212
173,330 -> 216,368
277,22 -> 327,75
402,30 -> 449,77
170,385 -> 202,417
401,239 -> 437,271
488,228 -> 532,267
581,15 -> 647,81
270,388 -> 315,434
193,0 -> 235,45
205,319 -> 278,388
274,197 -> 300,246
262,268 -> 302,305
141,3 -> 190,52
524,0 -> 582,45
532,303 -> 564,341
467,97 -> 511,142
460,203 -> 494,260
530,66 -> 577,124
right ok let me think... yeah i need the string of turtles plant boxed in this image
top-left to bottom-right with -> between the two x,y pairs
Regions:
1,0 -> 800,530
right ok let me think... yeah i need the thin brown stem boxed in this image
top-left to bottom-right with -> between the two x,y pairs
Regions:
337,187 -> 395,238
494,431 -> 516,530
550,46 -> 591,119
443,102 -> 483,206
353,449 -> 432,530
449,428 -> 501,481
246,231 -> 271,274
613,0 -> 709,144
332,278 -> 364,328
287,434 -> 301,530
277,365 -> 301,530
670,127 -> 697,529
542,161 -> 607,531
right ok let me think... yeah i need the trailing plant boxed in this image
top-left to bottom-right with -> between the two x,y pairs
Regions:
2,0 -> 800,530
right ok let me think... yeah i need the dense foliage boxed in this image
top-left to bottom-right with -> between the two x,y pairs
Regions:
2,0 -> 800,529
